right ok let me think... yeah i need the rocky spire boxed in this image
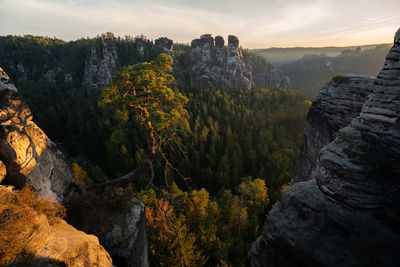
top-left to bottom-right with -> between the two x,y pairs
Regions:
155,37 -> 174,57
82,41 -> 118,96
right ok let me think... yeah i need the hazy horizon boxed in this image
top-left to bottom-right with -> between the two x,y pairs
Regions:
0,0 -> 399,49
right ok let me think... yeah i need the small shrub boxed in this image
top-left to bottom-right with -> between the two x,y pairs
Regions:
0,185 -> 66,264
71,162 -> 94,186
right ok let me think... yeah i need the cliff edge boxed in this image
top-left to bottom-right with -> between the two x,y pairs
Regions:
247,28 -> 400,267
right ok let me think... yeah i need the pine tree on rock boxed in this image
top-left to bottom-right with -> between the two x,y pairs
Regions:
88,54 -> 188,190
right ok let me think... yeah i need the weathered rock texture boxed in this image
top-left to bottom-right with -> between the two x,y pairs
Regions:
1,68 -> 149,267
135,37 -> 150,56
248,29 -> 400,267
155,37 -> 174,57
0,185 -> 113,267
0,67 -> 73,200
82,41 -> 118,95
292,74 -> 373,184
190,34 -> 289,89
65,187 -> 148,267
0,160 -> 6,183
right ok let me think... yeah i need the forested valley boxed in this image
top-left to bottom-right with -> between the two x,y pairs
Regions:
0,34 -> 310,266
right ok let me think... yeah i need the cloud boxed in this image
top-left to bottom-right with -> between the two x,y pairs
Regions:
0,0 -> 399,48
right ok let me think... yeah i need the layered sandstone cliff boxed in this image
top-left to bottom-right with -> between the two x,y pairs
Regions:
292,74 -> 373,184
248,28 -> 400,267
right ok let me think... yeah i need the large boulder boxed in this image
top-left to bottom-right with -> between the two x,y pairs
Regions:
247,28 -> 400,267
0,67 -> 73,201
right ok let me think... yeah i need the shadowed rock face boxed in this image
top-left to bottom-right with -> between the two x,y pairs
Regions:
65,188 -> 149,267
292,74 -> 373,184
82,41 -> 118,96
0,67 -> 73,200
247,28 -> 400,267
316,28 -> 400,210
135,37 -> 150,57
155,37 -> 174,58
155,37 -> 173,51
190,34 -> 289,89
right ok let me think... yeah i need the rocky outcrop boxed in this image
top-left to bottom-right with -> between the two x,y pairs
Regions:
65,187 -> 148,267
190,34 -> 289,89
0,67 -> 73,201
248,28 -> 400,266
99,199 -> 148,267
292,74 -> 373,184
135,37 -> 150,57
0,185 -> 113,267
82,41 -> 118,95
1,67 -> 149,267
155,37 -> 174,57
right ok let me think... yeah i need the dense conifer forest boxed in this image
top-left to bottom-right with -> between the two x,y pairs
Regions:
0,34 -> 310,266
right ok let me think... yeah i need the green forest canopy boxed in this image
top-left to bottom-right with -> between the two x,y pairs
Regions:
0,34 -> 311,266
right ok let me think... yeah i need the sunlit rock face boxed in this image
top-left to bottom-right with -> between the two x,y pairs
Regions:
0,185 -> 113,267
0,160 -> 6,183
190,34 -> 289,89
0,67 -> 73,200
247,28 -> 400,267
82,41 -> 118,96
292,74 -> 373,184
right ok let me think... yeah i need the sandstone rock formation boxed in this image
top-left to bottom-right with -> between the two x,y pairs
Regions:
190,34 -> 289,89
155,37 -> 174,57
82,41 -> 118,95
0,67 -> 73,200
0,185 -> 113,267
248,28 -> 400,267
292,74 -> 373,184
135,36 -> 150,56
1,68 -> 149,266
65,187 -> 149,267
0,160 -> 6,183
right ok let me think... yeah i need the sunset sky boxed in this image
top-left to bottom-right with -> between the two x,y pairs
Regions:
1,0 -> 399,48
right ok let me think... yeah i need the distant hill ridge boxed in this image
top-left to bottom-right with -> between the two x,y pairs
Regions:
252,43 -> 391,65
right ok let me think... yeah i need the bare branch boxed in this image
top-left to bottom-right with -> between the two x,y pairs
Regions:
86,158 -> 153,190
